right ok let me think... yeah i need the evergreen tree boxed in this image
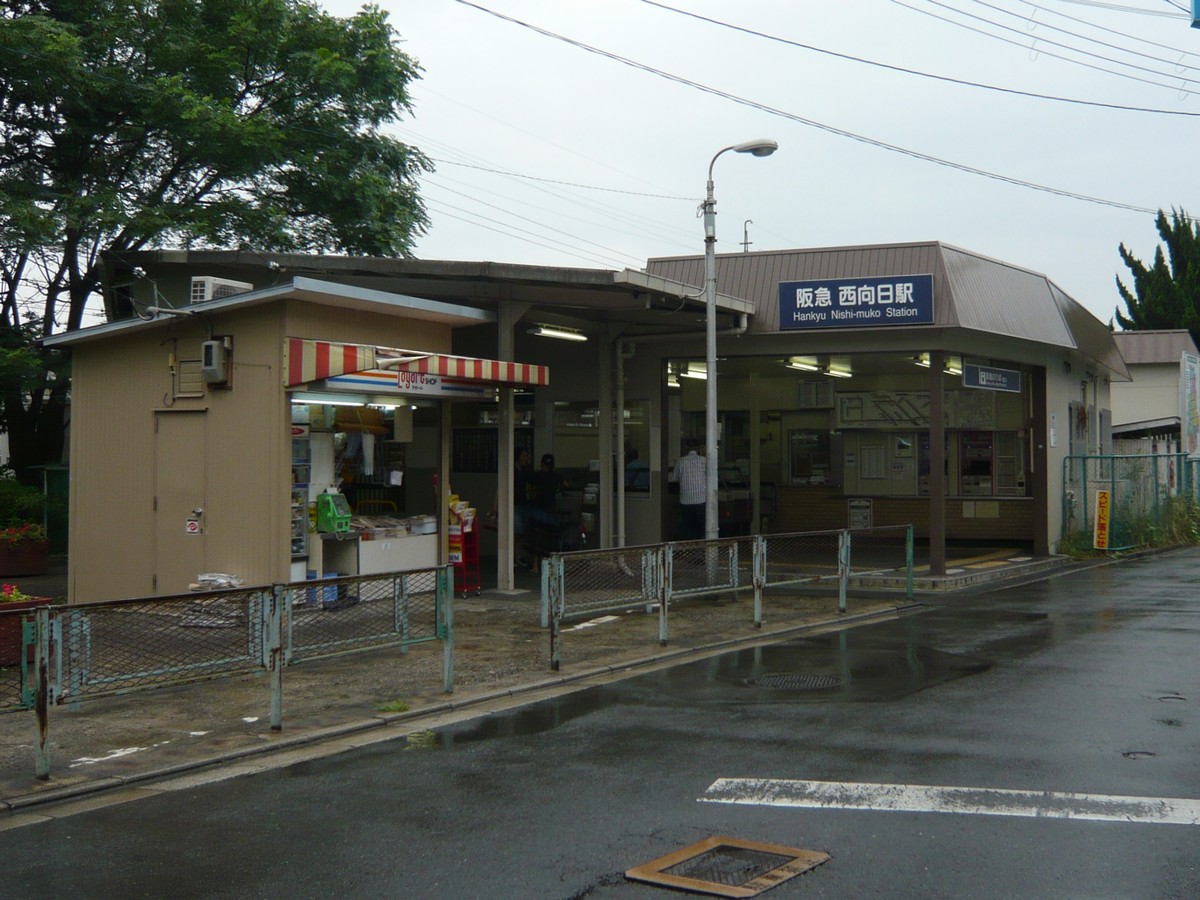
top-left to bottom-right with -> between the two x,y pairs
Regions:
0,0 -> 431,474
1116,209 -> 1200,344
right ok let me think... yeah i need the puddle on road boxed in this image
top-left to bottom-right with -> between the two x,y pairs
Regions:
697,637 -> 993,704
406,637 -> 994,751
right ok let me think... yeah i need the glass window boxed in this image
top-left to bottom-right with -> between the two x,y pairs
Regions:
788,430 -> 830,485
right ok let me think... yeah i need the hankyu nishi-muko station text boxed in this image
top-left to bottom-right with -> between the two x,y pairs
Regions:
778,274 -> 934,330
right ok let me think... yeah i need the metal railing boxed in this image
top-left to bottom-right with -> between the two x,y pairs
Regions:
1,565 -> 453,780
545,526 -> 914,670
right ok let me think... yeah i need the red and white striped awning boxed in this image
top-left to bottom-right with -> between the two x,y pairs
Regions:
287,339 -> 376,386
392,353 -> 549,386
285,338 -> 549,388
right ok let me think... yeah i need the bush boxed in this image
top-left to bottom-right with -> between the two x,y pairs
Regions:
0,475 -> 44,528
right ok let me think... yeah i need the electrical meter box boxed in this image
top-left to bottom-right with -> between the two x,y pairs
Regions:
316,492 -> 352,533
201,339 -> 228,384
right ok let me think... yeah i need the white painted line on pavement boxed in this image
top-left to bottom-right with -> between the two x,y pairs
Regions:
701,778 -> 1200,826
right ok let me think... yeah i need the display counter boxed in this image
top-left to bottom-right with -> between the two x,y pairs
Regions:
306,515 -> 439,578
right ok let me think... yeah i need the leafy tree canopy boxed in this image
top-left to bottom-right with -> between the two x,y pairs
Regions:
0,0 -> 431,472
1115,208 -> 1200,345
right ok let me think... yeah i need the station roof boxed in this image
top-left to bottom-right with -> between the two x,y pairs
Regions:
1112,329 -> 1200,366
647,241 -> 1128,378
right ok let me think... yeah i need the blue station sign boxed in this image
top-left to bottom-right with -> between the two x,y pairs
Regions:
963,363 -> 1021,393
778,274 -> 934,330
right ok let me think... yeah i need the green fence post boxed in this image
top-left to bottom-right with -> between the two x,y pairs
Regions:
32,607 -> 50,781
1110,456 -> 1118,549
658,545 -> 670,646
268,585 -> 284,732
1081,456 -> 1089,535
838,529 -> 850,614
906,525 -> 914,601
752,535 -> 765,629
440,566 -> 455,693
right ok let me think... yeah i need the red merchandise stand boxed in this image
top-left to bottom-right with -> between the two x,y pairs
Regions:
449,513 -> 480,598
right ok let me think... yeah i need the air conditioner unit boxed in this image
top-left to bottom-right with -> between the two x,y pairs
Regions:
190,276 -> 253,304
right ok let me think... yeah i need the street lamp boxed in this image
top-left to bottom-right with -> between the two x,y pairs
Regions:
702,139 -> 778,540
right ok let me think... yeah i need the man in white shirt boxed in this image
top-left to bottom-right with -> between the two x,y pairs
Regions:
669,438 -> 706,540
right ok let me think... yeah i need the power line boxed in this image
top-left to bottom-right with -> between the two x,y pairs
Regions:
429,158 -> 692,199
641,0 -> 1200,115
899,0 -> 1200,87
964,0 -> 1200,69
456,0 -> 1161,215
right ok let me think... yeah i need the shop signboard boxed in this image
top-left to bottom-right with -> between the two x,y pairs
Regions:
847,498 -> 873,529
1093,489 -> 1111,550
962,364 -> 1021,393
324,369 -> 493,400
778,274 -> 933,330
1181,352 -> 1200,458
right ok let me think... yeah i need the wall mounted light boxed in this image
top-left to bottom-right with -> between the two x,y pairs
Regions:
529,325 -> 587,342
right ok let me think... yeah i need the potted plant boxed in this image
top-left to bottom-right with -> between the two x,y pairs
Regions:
0,584 -> 50,668
0,475 -> 49,577
0,522 -> 49,577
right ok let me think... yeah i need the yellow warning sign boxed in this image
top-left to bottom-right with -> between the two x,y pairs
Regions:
1093,489 -> 1111,550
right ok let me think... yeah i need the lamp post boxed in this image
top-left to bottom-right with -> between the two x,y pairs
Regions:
702,139 -> 778,540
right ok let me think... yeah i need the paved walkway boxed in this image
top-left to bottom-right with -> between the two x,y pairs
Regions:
0,548 -> 1073,819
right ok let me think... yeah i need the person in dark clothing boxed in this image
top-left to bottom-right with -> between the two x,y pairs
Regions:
530,453 -> 563,525
529,453 -> 566,564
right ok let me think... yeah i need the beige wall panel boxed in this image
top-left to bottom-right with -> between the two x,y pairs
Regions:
69,326 -> 193,602
284,302 -> 453,351
69,300 -> 462,602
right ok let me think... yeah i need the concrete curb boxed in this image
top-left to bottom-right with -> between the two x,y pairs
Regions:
2,602 -> 917,814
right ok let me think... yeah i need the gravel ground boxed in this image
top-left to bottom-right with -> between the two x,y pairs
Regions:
0,589 -> 899,802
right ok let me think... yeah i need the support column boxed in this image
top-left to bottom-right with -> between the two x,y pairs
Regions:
928,350 -> 946,576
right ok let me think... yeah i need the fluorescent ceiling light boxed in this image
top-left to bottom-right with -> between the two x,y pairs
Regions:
915,352 -> 962,375
785,356 -> 820,372
679,362 -> 707,380
529,325 -> 587,342
289,391 -> 367,407
823,367 -> 853,378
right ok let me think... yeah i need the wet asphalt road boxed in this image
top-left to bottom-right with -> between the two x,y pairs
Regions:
8,549 -> 1200,898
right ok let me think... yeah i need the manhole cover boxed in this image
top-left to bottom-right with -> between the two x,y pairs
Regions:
627,836 -> 830,897
748,673 -> 842,690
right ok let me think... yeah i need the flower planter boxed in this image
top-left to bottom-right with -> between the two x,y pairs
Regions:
0,540 -> 49,577
0,599 -> 48,668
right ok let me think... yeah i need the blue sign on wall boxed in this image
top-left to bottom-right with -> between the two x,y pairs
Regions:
778,274 -> 934,330
963,363 -> 1021,393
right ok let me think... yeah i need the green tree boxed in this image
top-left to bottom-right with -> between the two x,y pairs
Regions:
1115,208 -> 1200,344
0,0 -> 430,474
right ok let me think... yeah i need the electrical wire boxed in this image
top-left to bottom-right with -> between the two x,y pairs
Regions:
455,0 -> 1161,215
641,0 -> 1200,115
894,0 -> 1200,89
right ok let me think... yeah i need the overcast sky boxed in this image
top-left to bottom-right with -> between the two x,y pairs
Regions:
323,0 -> 1200,326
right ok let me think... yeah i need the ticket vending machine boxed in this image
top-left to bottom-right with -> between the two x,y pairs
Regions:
317,492 -> 352,533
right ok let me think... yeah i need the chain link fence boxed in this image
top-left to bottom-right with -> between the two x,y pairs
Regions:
1,565 -> 452,780
284,569 -> 445,663
546,527 -> 914,670
1063,454 -> 1198,551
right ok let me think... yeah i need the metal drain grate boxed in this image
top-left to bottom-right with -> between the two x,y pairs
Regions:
748,672 -> 842,690
626,836 -> 830,898
666,846 -> 792,886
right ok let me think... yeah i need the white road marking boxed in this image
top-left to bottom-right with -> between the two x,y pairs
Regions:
701,778 -> 1200,826
566,615 -> 620,631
